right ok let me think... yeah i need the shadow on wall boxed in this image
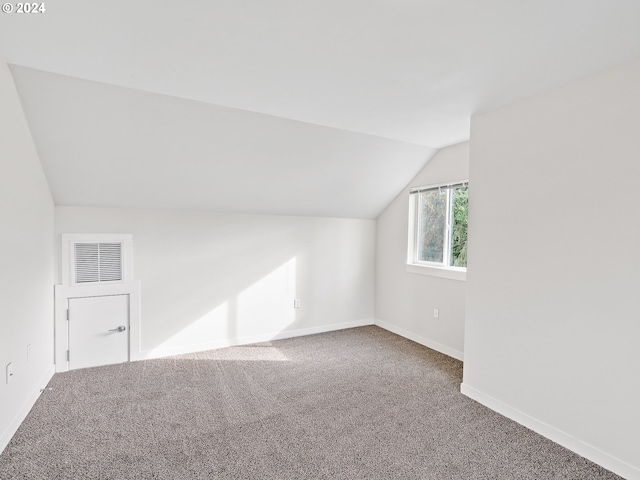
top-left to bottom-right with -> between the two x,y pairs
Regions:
131,217 -> 312,358
137,216 -> 374,357
144,256 -> 300,358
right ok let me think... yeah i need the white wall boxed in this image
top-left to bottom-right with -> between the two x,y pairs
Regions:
55,207 -> 375,358
0,59 -> 55,453
462,58 -> 640,479
375,142 -> 469,360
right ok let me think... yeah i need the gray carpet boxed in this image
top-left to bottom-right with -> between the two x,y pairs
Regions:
0,326 -> 621,479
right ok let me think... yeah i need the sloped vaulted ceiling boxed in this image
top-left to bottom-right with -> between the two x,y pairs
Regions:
1,0 -> 640,218
9,66 -> 433,218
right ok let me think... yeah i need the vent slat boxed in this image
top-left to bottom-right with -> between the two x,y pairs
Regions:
74,242 -> 123,284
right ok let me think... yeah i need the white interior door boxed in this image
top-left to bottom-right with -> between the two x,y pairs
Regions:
68,294 -> 129,370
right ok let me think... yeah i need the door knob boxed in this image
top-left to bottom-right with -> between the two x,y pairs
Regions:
109,325 -> 126,333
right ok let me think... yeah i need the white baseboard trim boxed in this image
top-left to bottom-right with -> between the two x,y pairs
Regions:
0,364 -> 55,455
139,318 -> 375,360
373,319 -> 464,361
460,383 -> 640,480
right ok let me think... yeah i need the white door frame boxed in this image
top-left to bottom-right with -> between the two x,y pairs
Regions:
56,233 -> 140,373
54,282 -> 141,373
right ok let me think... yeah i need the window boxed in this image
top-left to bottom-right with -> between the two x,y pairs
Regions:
407,181 -> 468,279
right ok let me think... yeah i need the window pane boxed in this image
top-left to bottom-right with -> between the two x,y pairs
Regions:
418,190 -> 446,263
450,186 -> 468,267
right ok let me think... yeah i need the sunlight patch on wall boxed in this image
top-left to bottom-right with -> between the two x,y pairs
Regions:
143,257 -> 298,358
236,257 -> 297,338
145,301 -> 231,356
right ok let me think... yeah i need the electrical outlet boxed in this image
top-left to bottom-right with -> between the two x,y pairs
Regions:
294,298 -> 301,308
27,344 -> 31,362
6,363 -> 13,384
433,308 -> 439,319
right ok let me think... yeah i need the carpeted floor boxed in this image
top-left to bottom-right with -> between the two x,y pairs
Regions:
0,326 -> 621,479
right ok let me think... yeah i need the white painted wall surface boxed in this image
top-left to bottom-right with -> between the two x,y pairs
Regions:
462,59 -> 640,478
0,58 -> 55,453
55,207 -> 375,358
375,142 -> 469,360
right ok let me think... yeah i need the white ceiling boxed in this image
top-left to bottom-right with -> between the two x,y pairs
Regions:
10,66 -> 434,218
2,0 -> 640,217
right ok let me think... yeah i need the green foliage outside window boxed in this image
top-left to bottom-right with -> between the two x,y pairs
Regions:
450,187 -> 468,267
419,190 -> 446,263
415,184 -> 468,268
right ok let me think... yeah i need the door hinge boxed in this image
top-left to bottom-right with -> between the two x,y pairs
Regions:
66,309 -> 70,321
66,350 -> 70,362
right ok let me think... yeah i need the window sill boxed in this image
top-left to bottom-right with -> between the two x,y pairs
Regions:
406,263 -> 466,281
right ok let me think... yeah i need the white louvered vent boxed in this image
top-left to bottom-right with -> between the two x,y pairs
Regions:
74,242 -> 123,283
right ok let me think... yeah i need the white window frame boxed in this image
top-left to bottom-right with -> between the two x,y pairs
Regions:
406,180 -> 467,281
